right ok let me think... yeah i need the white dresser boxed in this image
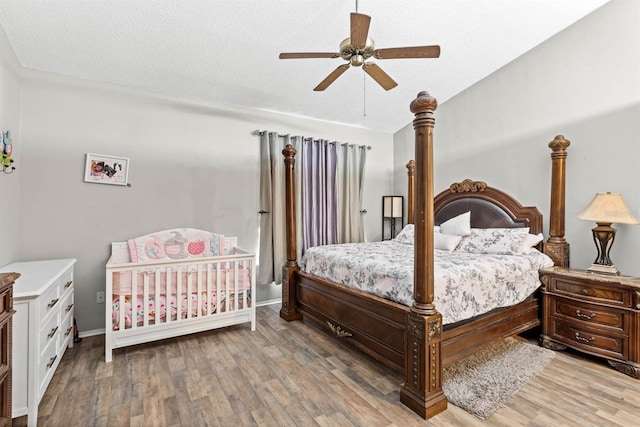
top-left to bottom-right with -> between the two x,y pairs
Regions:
0,259 -> 76,426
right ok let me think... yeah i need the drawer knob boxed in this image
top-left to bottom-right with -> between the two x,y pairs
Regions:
48,326 -> 59,339
65,280 -> 73,288
574,332 -> 595,343
48,298 -> 59,308
575,309 -> 596,320
46,354 -> 57,369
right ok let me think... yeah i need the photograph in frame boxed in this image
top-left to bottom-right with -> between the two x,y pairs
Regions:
84,153 -> 129,186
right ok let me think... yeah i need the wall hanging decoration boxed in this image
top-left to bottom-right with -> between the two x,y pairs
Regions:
83,153 -> 129,186
1,130 -> 15,174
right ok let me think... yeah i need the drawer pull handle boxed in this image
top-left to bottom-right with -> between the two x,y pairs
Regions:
65,326 -> 73,337
574,332 -> 595,343
48,326 -> 59,339
48,298 -> 59,308
575,309 -> 595,320
66,303 -> 74,312
47,355 -> 57,369
65,280 -> 73,288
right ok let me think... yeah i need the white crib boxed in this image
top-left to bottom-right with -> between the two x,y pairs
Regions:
105,229 -> 256,362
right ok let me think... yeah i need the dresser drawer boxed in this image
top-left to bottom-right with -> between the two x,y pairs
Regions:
550,276 -> 631,307
61,288 -> 74,319
39,311 -> 60,356
38,281 -> 61,322
552,297 -> 627,333
38,342 -> 59,400
550,319 -> 627,360
59,307 -> 74,352
58,268 -> 74,295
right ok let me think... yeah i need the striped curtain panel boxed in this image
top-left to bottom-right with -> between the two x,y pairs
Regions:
301,138 -> 338,251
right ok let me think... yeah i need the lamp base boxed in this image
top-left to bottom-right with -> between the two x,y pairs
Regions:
586,263 -> 620,276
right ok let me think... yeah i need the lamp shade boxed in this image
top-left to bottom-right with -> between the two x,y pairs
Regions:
383,196 -> 403,218
577,193 -> 639,225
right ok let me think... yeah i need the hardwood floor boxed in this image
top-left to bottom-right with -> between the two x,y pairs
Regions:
14,304 -> 640,426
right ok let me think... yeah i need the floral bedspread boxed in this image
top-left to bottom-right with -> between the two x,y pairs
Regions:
300,240 -> 554,325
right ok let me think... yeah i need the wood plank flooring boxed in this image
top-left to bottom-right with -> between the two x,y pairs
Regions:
14,304 -> 640,426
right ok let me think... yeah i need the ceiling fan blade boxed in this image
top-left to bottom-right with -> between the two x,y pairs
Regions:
374,45 -> 441,59
363,62 -> 397,91
314,64 -> 350,91
350,13 -> 371,48
279,52 -> 340,59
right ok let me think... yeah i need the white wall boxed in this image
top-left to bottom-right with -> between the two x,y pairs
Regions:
0,25 -> 21,267
394,0 -> 640,275
17,70 -> 394,332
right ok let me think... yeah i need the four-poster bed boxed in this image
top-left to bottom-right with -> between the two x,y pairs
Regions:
279,91 -> 570,418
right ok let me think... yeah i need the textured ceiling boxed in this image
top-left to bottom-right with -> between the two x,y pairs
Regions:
0,0 -> 610,133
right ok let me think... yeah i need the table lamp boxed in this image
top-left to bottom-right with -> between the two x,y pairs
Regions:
577,192 -> 638,275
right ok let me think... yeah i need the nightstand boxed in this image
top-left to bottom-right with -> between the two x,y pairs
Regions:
540,266 -> 640,379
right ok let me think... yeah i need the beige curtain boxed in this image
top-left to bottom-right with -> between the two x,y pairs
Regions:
257,133 -> 302,286
337,143 -> 367,243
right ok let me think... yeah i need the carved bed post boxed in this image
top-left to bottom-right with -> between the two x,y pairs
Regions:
544,135 -> 571,267
400,91 -> 448,419
280,144 -> 302,321
406,160 -> 415,225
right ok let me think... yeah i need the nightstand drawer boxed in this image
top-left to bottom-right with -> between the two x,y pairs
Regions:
551,277 -> 631,307
550,320 -> 627,360
552,297 -> 627,332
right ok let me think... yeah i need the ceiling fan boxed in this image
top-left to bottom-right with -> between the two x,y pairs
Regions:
279,12 -> 440,91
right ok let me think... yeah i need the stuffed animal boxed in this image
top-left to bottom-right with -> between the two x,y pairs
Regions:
1,153 -> 15,172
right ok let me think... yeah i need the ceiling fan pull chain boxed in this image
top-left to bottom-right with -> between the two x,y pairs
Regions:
363,70 -> 367,117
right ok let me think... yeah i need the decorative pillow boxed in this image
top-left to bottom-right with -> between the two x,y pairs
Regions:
434,233 -> 463,252
127,228 -> 229,263
522,233 -> 544,254
439,211 -> 471,236
394,224 -> 415,244
456,227 -> 529,255
394,224 -> 444,245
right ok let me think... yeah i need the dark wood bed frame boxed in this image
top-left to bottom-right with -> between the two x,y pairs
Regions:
279,91 -> 571,419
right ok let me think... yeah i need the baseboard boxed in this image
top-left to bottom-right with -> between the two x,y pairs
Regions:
79,328 -> 106,338
256,298 -> 282,307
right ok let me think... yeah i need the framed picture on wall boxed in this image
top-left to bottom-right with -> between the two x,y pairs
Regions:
83,153 -> 129,186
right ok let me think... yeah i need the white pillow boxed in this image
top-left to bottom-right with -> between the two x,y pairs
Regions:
522,233 -> 544,254
456,227 -> 529,255
439,211 -> 471,237
393,224 -> 414,244
434,233 -> 462,252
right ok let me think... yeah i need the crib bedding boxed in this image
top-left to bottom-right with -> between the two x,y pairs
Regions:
111,290 -> 251,329
110,265 -> 252,295
300,240 -> 554,325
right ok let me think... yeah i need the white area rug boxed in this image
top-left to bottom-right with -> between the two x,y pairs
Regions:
442,337 -> 555,419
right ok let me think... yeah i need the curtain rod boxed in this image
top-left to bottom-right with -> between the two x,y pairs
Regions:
252,129 -> 371,150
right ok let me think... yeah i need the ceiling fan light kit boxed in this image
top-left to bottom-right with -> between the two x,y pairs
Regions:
279,12 -> 440,91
